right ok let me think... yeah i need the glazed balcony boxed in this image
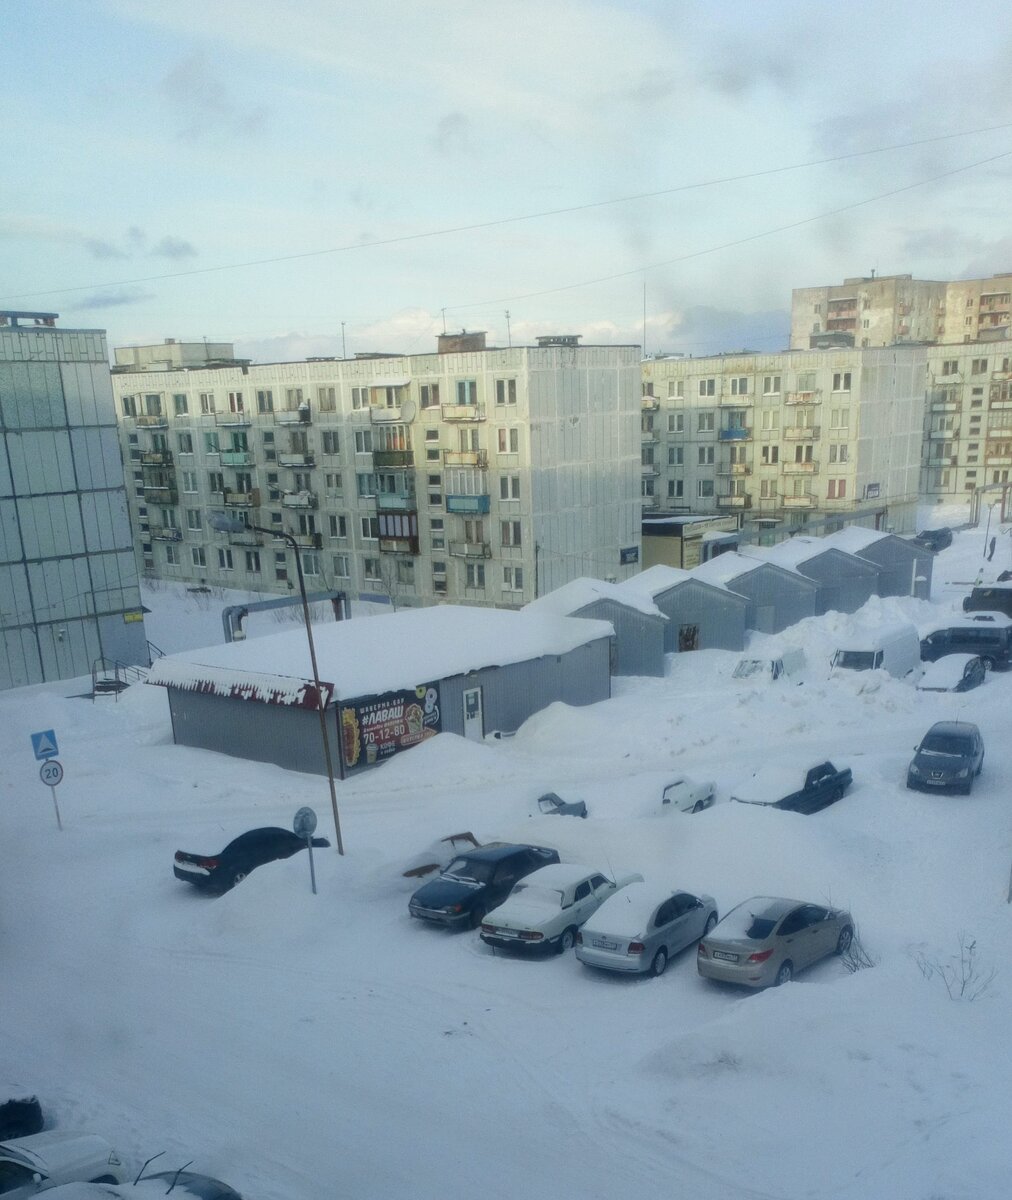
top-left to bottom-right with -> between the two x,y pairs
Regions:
379,534 -> 420,555
275,408 -> 311,425
278,452 -> 316,468
281,490 -> 317,509
716,494 -> 751,509
220,450 -> 254,468
445,494 -> 491,515
223,488 -> 261,508
375,493 -> 417,513
290,532 -> 322,550
718,427 -> 752,441
142,485 -> 178,505
135,414 -> 168,429
449,540 -> 491,558
373,449 -> 415,468
641,396 -> 660,411
369,405 -> 404,424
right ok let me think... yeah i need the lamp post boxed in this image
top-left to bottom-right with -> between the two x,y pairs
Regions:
209,513 -> 345,854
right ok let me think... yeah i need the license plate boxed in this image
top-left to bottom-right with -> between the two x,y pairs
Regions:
712,950 -> 739,962
926,777 -> 946,786
493,928 -> 520,939
593,939 -> 619,950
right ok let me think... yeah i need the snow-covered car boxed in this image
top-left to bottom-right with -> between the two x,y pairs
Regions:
661,775 -> 716,813
916,654 -> 987,693
43,1171 -> 243,1199
173,826 -> 330,894
480,863 -> 643,954
576,883 -> 718,976
0,1131 -> 125,1197
0,1093 -> 43,1140
532,792 -> 588,818
731,761 -> 852,815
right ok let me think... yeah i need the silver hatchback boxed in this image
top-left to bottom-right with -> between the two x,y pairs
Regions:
576,882 -> 718,977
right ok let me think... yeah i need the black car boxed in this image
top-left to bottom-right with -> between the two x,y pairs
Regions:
173,827 -> 330,894
920,620 -> 1012,670
0,1094 -> 43,1140
907,721 -> 984,795
913,527 -> 953,552
731,760 -> 853,815
408,842 -> 559,930
962,583 -> 1012,618
534,792 -> 588,818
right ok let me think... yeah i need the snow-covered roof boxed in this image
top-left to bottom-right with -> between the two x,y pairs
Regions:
583,881 -> 680,936
823,526 -> 895,554
692,551 -> 814,587
750,536 -> 869,571
146,604 -> 614,702
525,577 -> 664,620
618,563 -> 745,603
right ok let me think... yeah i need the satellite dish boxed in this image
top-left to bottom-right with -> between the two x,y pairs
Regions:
400,398 -> 417,422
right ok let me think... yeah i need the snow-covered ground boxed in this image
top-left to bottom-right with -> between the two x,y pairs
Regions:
3,517 -> 1011,1200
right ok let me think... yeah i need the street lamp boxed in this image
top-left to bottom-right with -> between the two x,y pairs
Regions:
209,512 -> 345,854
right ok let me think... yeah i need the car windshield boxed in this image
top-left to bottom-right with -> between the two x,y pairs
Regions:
833,650 -> 876,670
538,797 -> 560,813
920,733 -> 973,756
442,857 -> 494,884
510,883 -> 563,907
715,902 -> 779,941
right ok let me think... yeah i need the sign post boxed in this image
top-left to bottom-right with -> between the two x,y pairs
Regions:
293,806 -> 318,895
31,730 -> 63,830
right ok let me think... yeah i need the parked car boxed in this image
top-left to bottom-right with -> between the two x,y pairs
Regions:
173,826 -> 330,894
43,1171 -> 242,1199
731,760 -> 852,814
906,721 -> 984,794
661,775 -> 716,814
576,883 -> 718,976
732,647 -> 806,682
697,897 -> 854,988
0,1131 -> 125,1197
916,654 -> 988,693
831,622 -> 920,679
480,863 -> 642,954
533,792 -> 588,818
920,618 -> 1012,670
0,1094 -> 43,1140
408,842 -> 559,929
912,527 -> 953,552
963,583 -> 1012,618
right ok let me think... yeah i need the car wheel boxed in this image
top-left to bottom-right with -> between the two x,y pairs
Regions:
650,948 -> 668,977
961,778 -> 974,796
232,870 -> 247,887
975,756 -> 984,777
981,656 -> 995,671
557,927 -> 577,954
469,906 -> 485,930
692,800 -> 706,813
774,960 -> 793,987
704,912 -> 718,936
835,926 -> 853,956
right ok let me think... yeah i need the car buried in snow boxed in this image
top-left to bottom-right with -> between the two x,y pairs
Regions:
0,1131 -> 126,1197
661,774 -> 716,813
731,761 -> 852,815
576,883 -> 718,976
480,863 -> 643,954
532,792 -> 588,818
173,826 -> 330,895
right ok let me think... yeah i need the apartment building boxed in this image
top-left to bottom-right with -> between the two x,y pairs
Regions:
1,311 -> 148,689
640,345 -> 927,538
110,332 -> 642,608
792,272 -> 1012,351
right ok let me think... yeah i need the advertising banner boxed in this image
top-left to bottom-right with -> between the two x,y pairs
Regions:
339,683 -> 441,770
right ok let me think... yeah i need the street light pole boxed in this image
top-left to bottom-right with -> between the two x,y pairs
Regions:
210,513 -> 345,854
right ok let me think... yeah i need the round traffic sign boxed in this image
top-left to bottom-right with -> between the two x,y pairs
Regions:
40,759 -> 64,787
293,806 -> 317,838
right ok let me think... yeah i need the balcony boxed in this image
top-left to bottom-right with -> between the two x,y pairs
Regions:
215,410 -> 251,427
782,461 -> 820,475
781,494 -> 816,508
142,485 -> 178,505
442,449 -> 487,468
716,494 -> 751,509
135,414 -> 168,429
220,450 -> 254,468
785,390 -> 822,405
440,403 -> 486,422
376,493 -> 417,512
278,452 -> 316,468
275,408 -> 311,426
227,529 -> 264,547
640,462 -> 659,475
718,428 -> 752,441
373,449 -> 415,468
149,526 -> 182,542
986,455 -> 1012,466
369,405 -> 404,424
281,490 -> 317,509
641,396 -> 660,411
784,426 -> 821,441
449,540 -> 491,558
928,427 -> 959,439
379,535 -> 420,555
446,494 -> 491,515
718,463 -> 751,476
641,429 -> 659,444
641,494 -> 660,509
140,450 -> 173,466
223,488 -> 260,508
719,394 -> 753,406
290,532 -> 322,550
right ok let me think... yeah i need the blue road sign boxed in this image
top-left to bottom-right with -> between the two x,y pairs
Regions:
31,730 -> 59,760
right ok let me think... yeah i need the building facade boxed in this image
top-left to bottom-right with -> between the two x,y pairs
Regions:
1,311 -> 148,689
640,345 -> 926,538
111,333 -> 642,608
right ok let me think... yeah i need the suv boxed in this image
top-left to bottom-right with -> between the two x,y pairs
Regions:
912,528 -> 953,552
920,619 -> 1012,670
906,721 -> 984,795
408,842 -> 559,930
963,583 -> 1012,618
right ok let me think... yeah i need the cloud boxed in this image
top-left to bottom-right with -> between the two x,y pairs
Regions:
159,53 -> 267,140
654,305 -> 792,357
150,235 -> 198,259
68,288 -> 156,311
431,112 -> 474,156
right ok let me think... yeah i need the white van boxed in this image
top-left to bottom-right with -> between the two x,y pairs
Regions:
732,647 -> 807,682
831,621 -> 920,680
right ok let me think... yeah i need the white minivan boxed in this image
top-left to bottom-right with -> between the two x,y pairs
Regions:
831,621 -> 920,680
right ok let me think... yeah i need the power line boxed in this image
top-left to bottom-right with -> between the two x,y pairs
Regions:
3,122 -> 1011,306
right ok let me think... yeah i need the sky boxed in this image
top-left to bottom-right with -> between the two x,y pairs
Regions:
4,1 -> 1012,363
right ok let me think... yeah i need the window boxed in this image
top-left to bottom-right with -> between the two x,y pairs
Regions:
761,444 -> 779,465
256,389 -> 274,413
244,550 -> 261,573
832,372 -> 852,392
363,556 -> 382,581
827,479 -> 847,499
466,562 -> 486,588
828,444 -> 849,464
697,412 -> 714,432
697,479 -> 714,498
173,393 -> 188,415
760,478 -> 775,499
763,375 -> 781,395
667,479 -> 683,498
667,446 -> 683,466
182,471 -> 198,493
354,430 -> 372,453
830,408 -> 850,429
318,386 -> 336,411
698,446 -> 714,465
642,382 -> 654,397
456,380 -> 477,405
177,432 -> 193,454
503,565 -> 524,591
971,357 -> 988,375
501,520 -> 521,547
698,378 -> 716,397
208,471 -> 224,493
730,377 -> 749,395
164,544 -> 179,565
420,383 -> 440,408
322,431 -> 340,454
204,432 -> 220,454
217,547 -> 233,570
332,554 -> 350,578
228,391 -> 244,413
190,547 -> 206,568
185,509 -> 201,531
121,395 -> 137,417
941,360 -> 959,376
500,475 -> 521,500
396,559 -> 415,586
424,429 -> 440,443
796,371 -> 816,392
285,388 -> 304,409
301,552 -> 321,577
425,447 -> 440,462
667,380 -> 684,399
642,446 -> 655,467
329,514 -> 347,538
668,413 -> 684,433
498,427 -> 520,453
428,490 -> 443,507
144,394 -> 162,416
360,516 -> 379,540
642,477 -> 656,498
199,392 -> 215,414
495,378 -> 517,405
357,473 -> 377,498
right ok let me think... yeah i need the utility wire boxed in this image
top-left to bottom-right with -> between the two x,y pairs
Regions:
3,122 -> 1011,305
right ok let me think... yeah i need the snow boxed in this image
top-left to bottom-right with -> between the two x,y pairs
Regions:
524,576 -> 663,619
3,523 -> 1012,1199
582,881 -> 680,937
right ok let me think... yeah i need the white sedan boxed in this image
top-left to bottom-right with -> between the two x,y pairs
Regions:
661,774 -> 716,813
480,863 -> 643,954
0,1132 -> 125,1198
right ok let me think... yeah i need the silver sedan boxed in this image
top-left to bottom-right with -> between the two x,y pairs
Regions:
576,882 -> 718,977
697,896 -> 854,989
